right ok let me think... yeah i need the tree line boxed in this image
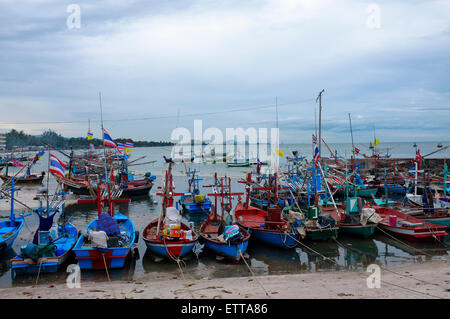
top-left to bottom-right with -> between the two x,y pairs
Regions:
4,129 -> 173,150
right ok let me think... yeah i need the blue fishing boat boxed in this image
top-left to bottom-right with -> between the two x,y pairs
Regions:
179,168 -> 211,214
200,174 -> 249,262
11,191 -> 78,278
0,178 -> 26,254
73,184 -> 137,269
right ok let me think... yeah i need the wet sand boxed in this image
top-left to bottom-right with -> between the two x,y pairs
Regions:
0,260 -> 448,299
0,188 -> 78,213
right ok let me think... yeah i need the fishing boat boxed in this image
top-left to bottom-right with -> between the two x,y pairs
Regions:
0,172 -> 45,185
372,205 -> 447,242
0,151 -> 46,185
227,160 -> 250,167
143,161 -> 198,260
73,184 -> 137,269
11,190 -> 78,278
337,197 -> 379,238
178,168 -> 212,214
235,173 -> 298,248
199,174 -> 249,262
0,178 -> 26,254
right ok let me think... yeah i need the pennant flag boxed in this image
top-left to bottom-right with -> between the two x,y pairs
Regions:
276,148 -> 284,157
374,138 -> 380,146
354,147 -> 360,155
87,131 -> 94,140
125,142 -> 134,153
32,151 -> 45,164
415,149 -> 422,165
103,129 -> 121,153
49,154 -> 66,178
12,159 -> 23,167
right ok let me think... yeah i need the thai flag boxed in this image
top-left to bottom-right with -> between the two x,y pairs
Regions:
12,159 -> 23,167
49,154 -> 66,178
103,129 -> 121,153
312,134 -> 319,167
117,142 -> 125,150
125,142 -> 134,149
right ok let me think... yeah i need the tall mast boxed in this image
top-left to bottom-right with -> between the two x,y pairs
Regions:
46,145 -> 50,213
99,92 -> 109,213
316,90 -> 324,161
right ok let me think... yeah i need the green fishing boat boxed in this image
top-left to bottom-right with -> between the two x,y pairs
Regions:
227,160 -> 250,167
339,223 -> 376,238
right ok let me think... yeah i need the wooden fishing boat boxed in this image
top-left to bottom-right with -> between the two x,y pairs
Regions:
336,205 -> 377,238
298,205 -> 341,241
143,161 -> 198,260
199,174 -> 249,262
0,178 -> 26,254
227,160 -> 250,167
73,184 -> 137,269
11,192 -> 78,278
0,172 -> 45,185
178,169 -> 211,214
372,205 -> 447,242
235,173 -> 298,248
58,174 -> 153,197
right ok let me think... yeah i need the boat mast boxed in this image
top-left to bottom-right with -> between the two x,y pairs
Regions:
99,92 -> 110,215
46,145 -> 50,214
316,90 -> 324,161
348,113 -> 355,163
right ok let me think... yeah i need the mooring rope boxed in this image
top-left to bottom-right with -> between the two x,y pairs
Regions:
332,237 -> 446,288
375,225 -> 441,259
163,236 -> 195,299
238,249 -> 270,297
102,253 -> 117,299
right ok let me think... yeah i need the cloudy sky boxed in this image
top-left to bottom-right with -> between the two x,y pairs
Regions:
0,0 -> 449,143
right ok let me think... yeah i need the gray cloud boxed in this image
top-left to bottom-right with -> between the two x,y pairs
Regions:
0,0 -> 449,143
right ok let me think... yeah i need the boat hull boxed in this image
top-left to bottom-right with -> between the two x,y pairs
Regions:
248,227 -> 297,248
202,239 -> 249,261
339,224 -> 376,238
179,197 -> 212,214
11,223 -> 78,277
144,240 -> 196,259
143,219 -> 197,259
0,175 -> 44,185
73,214 -> 135,270
0,220 -> 24,254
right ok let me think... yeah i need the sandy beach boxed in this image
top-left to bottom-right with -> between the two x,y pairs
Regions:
0,187 -> 79,213
0,260 -> 448,299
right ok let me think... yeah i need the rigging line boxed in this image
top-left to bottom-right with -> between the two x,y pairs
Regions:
0,98 -> 315,125
333,238 -> 445,287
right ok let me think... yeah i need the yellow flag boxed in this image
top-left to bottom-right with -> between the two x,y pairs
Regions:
277,148 -> 284,157
374,138 -> 380,146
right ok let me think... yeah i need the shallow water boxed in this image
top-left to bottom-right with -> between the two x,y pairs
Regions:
0,142 -> 449,288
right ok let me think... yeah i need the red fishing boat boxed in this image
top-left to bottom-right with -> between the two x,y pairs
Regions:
371,205 -> 447,242
143,161 -> 198,260
235,172 -> 298,248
